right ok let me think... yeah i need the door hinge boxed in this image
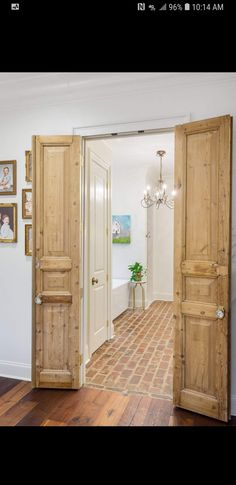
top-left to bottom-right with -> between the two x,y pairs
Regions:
79,354 -> 83,366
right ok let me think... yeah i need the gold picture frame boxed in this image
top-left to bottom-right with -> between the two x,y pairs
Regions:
25,150 -> 32,183
0,203 -> 17,243
25,224 -> 32,256
0,160 -> 17,196
22,188 -> 32,219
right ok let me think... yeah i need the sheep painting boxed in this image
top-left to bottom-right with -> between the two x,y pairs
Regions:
112,215 -> 131,244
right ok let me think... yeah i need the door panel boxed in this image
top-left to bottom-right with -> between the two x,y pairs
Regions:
32,135 -> 81,389
173,115 -> 232,421
88,145 -> 111,355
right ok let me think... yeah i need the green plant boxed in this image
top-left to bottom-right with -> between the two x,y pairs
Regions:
128,262 -> 146,281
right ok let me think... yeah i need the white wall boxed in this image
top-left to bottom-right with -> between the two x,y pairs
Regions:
112,164 -> 147,280
151,176 -> 174,302
146,145 -> 174,303
0,75 -> 236,414
111,162 -> 147,307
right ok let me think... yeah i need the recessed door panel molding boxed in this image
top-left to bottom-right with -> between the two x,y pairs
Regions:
32,135 -> 81,389
173,115 -> 232,421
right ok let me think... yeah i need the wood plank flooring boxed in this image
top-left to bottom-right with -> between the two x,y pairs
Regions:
0,377 -> 235,426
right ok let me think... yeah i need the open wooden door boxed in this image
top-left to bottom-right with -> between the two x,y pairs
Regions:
173,115 -> 232,421
32,136 -> 81,389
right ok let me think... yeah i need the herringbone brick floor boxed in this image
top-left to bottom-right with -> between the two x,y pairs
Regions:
86,300 -> 173,399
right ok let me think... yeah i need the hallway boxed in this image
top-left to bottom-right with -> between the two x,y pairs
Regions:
86,301 -> 173,399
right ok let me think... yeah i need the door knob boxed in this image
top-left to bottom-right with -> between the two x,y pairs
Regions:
35,294 -> 42,305
216,306 -> 225,319
92,277 -> 98,285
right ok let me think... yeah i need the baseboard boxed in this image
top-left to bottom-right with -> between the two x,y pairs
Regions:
153,292 -> 173,302
231,395 -> 236,416
0,360 -> 31,381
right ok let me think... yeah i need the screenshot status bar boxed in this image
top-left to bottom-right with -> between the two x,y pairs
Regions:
136,2 -> 225,12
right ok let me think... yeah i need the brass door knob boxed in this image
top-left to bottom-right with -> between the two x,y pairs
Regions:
92,277 -> 98,285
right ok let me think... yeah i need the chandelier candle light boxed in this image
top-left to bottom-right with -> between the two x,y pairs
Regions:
141,150 -> 178,209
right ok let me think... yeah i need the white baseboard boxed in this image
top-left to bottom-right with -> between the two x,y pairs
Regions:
231,395 -> 236,416
153,292 -> 173,302
0,360 -> 31,381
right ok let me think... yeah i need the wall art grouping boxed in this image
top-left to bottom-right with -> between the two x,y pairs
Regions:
0,150 -> 32,252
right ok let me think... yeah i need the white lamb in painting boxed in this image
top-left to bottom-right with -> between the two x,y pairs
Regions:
112,220 -> 120,237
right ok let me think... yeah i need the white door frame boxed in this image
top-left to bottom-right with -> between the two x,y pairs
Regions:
79,114 -> 190,385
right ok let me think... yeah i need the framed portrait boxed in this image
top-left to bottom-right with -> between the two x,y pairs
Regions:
25,150 -> 32,183
25,224 -> 32,256
0,203 -> 17,243
0,160 -> 17,195
22,188 -> 32,219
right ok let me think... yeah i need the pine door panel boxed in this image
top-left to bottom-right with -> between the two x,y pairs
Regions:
173,115 -> 232,421
32,135 -> 81,389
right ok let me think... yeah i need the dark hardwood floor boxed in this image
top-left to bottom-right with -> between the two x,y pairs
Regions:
0,377 -> 235,426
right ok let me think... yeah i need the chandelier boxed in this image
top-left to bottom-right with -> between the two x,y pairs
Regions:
141,150 -> 176,209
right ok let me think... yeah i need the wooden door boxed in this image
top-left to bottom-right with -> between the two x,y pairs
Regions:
173,115 -> 232,421
88,142 -> 111,354
32,136 -> 81,389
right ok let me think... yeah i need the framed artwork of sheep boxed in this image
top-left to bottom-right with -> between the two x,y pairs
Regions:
112,215 -> 131,244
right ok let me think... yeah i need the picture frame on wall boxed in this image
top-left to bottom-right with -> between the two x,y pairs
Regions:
0,203 -> 17,243
22,188 -> 32,219
0,160 -> 17,196
112,215 -> 131,244
25,150 -> 32,182
25,224 -> 32,256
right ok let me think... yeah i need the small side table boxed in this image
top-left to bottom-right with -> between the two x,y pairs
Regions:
131,281 -> 147,311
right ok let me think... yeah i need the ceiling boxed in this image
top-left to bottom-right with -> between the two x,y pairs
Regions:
105,132 -> 174,175
0,72 -> 235,111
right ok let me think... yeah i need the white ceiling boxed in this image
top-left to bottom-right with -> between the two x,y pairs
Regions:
105,132 -> 174,175
0,72 -> 235,111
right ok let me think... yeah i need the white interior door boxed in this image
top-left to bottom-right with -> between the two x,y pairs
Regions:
87,140 -> 111,355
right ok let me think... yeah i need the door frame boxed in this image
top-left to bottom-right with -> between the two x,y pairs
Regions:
79,114 -> 190,385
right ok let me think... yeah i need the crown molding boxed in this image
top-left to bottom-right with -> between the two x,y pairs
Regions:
0,72 -> 236,113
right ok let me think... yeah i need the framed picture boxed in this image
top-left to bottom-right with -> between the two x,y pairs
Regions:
25,224 -> 32,256
112,215 -> 131,244
25,150 -> 32,183
22,188 -> 32,219
0,203 -> 17,243
0,160 -> 17,195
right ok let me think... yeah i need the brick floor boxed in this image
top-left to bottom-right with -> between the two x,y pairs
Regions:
86,301 -> 173,400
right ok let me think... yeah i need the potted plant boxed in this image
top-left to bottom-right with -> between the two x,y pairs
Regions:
128,262 -> 146,282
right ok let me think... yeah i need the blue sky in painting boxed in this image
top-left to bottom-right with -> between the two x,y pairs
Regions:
112,215 -> 131,235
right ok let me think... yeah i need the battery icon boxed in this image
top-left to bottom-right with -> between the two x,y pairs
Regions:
184,3 -> 190,9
